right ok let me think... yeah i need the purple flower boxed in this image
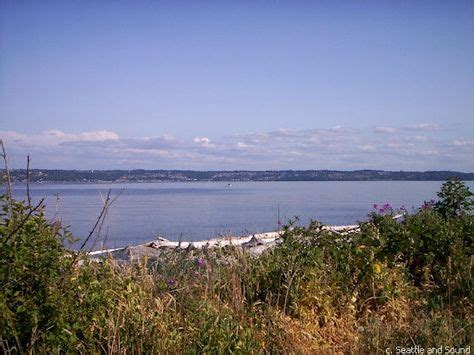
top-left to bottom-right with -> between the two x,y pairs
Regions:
196,258 -> 205,267
167,278 -> 177,288
377,203 -> 393,214
373,204 -> 378,209
421,199 -> 436,209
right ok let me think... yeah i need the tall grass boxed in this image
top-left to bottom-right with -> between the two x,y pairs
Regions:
1,179 -> 473,353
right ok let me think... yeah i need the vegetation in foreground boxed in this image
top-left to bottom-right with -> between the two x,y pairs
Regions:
0,178 -> 473,353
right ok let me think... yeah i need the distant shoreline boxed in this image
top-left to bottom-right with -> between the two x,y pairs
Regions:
8,180 -> 474,186
8,169 -> 474,183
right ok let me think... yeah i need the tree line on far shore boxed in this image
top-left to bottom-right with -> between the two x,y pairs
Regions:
9,168 -> 474,183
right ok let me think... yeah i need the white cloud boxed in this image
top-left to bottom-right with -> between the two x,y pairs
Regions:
452,140 -> 474,147
403,123 -> 440,131
236,142 -> 252,149
78,130 -> 119,141
44,130 -> 66,138
1,126 -> 472,171
0,129 -> 119,146
375,126 -> 396,134
193,137 -> 210,144
193,137 -> 215,148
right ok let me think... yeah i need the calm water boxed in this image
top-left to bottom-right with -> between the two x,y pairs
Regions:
11,181 -> 474,250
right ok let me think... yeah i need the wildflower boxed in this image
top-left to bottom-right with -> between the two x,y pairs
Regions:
372,262 -> 382,274
421,200 -> 435,209
373,204 -> 378,209
167,278 -> 177,288
378,203 -> 393,214
196,258 -> 205,267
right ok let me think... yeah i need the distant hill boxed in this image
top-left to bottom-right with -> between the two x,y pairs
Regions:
7,169 -> 474,183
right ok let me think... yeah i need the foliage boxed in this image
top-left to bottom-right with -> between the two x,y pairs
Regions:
0,196 -> 75,352
1,179 -> 473,353
435,178 -> 473,217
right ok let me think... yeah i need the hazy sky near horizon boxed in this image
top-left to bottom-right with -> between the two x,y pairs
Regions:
1,1 -> 473,170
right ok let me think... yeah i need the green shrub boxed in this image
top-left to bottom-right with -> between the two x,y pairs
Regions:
0,196 -> 76,352
435,178 -> 473,217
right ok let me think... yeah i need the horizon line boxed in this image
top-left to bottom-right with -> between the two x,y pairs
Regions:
9,168 -> 474,174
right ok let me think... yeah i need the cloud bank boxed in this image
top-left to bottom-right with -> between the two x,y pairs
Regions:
1,125 -> 473,171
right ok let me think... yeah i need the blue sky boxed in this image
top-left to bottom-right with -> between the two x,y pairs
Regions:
1,1 -> 473,170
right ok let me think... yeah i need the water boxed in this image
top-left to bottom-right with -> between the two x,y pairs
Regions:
11,181 -> 474,250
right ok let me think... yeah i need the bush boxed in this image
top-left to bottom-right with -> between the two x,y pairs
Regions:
0,196 -> 75,352
435,177 -> 473,217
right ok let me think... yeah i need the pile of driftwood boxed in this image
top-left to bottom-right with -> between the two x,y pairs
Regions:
88,224 -> 361,263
